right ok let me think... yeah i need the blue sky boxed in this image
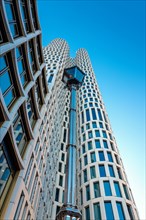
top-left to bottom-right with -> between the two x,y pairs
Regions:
37,0 -> 145,218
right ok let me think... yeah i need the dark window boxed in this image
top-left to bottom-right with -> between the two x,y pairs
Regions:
84,155 -> 88,166
104,181 -> 112,196
99,122 -> 103,128
82,144 -> 86,154
58,162 -> 62,172
61,153 -> 65,162
114,182 -> 122,197
86,185 -> 90,201
90,152 -> 96,163
108,165 -> 115,177
90,166 -> 96,179
55,188 -> 59,201
27,91 -> 36,128
81,112 -> 84,124
107,152 -> 113,162
36,36 -> 42,64
80,190 -> 83,205
103,140 -> 108,149
48,74 -> 53,83
104,202 -> 114,219
127,204 -> 135,220
35,79 -> 43,110
16,46 -> 28,86
95,140 -> 101,148
63,129 -> 67,142
0,55 -> 16,108
28,40 -> 37,74
117,167 -> 123,180
97,109 -> 103,121
86,109 -> 90,121
94,182 -> 100,198
88,131 -> 93,139
87,141 -> 92,150
59,175 -> 63,186
13,111 -> 27,155
92,122 -> 97,128
95,130 -> 100,137
30,0 -> 38,30
4,0 -> 20,38
85,206 -> 90,220
99,165 -> 106,177
116,202 -> 125,220
91,108 -> 97,120
94,203 -> 101,220
84,169 -> 87,182
20,0 -> 30,33
123,184 -> 130,200
99,151 -> 105,161
102,131 -> 107,138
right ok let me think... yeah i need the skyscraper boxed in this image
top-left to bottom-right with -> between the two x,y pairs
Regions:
0,2 -> 139,220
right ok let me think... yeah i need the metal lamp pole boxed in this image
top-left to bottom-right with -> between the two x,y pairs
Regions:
56,66 -> 85,220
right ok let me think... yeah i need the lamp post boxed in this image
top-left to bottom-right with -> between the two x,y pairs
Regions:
56,66 -> 85,220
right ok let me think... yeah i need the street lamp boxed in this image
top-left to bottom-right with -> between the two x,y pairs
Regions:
56,66 -> 85,220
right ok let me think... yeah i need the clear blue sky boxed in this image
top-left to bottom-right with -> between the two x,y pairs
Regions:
37,0 -> 145,218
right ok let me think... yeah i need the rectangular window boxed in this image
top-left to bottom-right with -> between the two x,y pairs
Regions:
86,185 -> 90,201
103,111 -> 107,122
108,165 -> 115,177
4,1 -> 20,38
97,109 -> 103,121
86,123 -> 90,130
85,206 -> 90,220
98,151 -> 105,161
123,184 -> 130,200
81,111 -> 84,124
107,152 -> 113,162
35,79 -> 42,110
91,108 -> 97,120
92,122 -> 97,128
28,40 -> 36,74
0,55 -> 16,108
86,109 -> 90,121
88,131 -> 93,139
30,0 -> 38,30
95,130 -> 100,137
116,202 -> 125,220
20,0 -> 30,33
61,153 -> 65,161
104,202 -> 114,219
36,36 -> 42,64
127,204 -> 135,220
104,181 -> 112,196
99,165 -> 106,177
84,169 -> 87,182
114,182 -> 122,197
16,46 -> 28,86
63,129 -> 67,142
58,162 -> 62,172
27,91 -> 36,128
94,203 -> 101,220
14,192 -> 25,220
88,141 -> 92,150
48,74 -> 53,83
95,140 -> 101,148
13,111 -> 27,156
102,131 -> 107,138
94,182 -> 100,198
59,175 -> 63,186
82,144 -> 86,154
99,122 -> 103,128
90,166 -> 96,179
117,167 -> 123,180
103,140 -> 108,149
55,188 -> 60,201
84,155 -> 88,166
80,190 -> 83,205
90,152 -> 96,163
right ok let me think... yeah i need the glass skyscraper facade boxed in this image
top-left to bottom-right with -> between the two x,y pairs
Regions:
0,1 -> 139,220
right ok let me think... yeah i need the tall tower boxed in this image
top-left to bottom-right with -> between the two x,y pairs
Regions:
36,40 -> 139,220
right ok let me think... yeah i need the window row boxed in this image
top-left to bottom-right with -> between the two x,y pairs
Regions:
80,139 -> 116,153
0,51 -> 47,110
1,0 -> 39,43
81,129 -> 113,142
80,164 -> 124,183
85,201 -> 135,220
82,181 -> 131,202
